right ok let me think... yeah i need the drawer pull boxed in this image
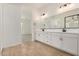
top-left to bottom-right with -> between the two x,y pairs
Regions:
60,38 -> 63,41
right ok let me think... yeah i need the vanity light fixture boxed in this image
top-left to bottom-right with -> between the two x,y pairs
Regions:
41,10 -> 47,16
41,11 -> 46,16
59,3 -> 71,9
42,13 -> 45,16
57,3 -> 74,13
40,10 -> 48,19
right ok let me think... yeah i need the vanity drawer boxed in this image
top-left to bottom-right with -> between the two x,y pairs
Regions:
62,33 -> 79,38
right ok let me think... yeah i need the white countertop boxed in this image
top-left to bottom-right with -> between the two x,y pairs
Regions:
36,29 -> 79,35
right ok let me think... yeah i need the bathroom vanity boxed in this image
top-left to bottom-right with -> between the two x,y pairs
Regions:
34,8 -> 79,55
35,29 -> 79,55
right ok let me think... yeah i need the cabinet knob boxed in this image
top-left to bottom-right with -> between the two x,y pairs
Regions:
60,38 -> 63,41
38,34 -> 40,36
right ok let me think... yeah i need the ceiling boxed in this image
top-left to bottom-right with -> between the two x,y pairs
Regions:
20,3 -> 61,19
19,3 -> 79,20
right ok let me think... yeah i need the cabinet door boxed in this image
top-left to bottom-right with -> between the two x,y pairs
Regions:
36,32 -> 46,42
51,33 -> 62,49
36,32 -> 52,45
62,37 -> 77,55
42,32 -> 51,44
39,32 -> 50,44
36,32 -> 43,41
36,32 -> 40,40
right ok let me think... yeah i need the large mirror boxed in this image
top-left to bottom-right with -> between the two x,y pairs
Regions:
65,14 -> 79,28
43,15 -> 64,29
39,8 -> 79,29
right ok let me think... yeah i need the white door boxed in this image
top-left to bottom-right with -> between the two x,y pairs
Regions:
62,37 -> 77,55
0,4 -> 2,49
78,39 -> 79,56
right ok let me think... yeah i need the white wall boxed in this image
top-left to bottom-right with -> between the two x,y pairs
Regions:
33,4 -> 79,34
20,5 -> 32,42
21,17 -> 32,34
0,4 -> 21,48
21,5 -> 32,35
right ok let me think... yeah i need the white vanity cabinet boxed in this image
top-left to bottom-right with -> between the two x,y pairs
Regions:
51,33 -> 78,55
62,37 -> 77,55
36,31 -> 52,44
61,34 -> 78,55
51,33 -> 62,49
43,32 -> 51,44
35,31 -> 79,55
36,32 -> 45,42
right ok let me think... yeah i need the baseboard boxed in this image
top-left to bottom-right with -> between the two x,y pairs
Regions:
2,41 -> 22,49
22,34 -> 32,42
